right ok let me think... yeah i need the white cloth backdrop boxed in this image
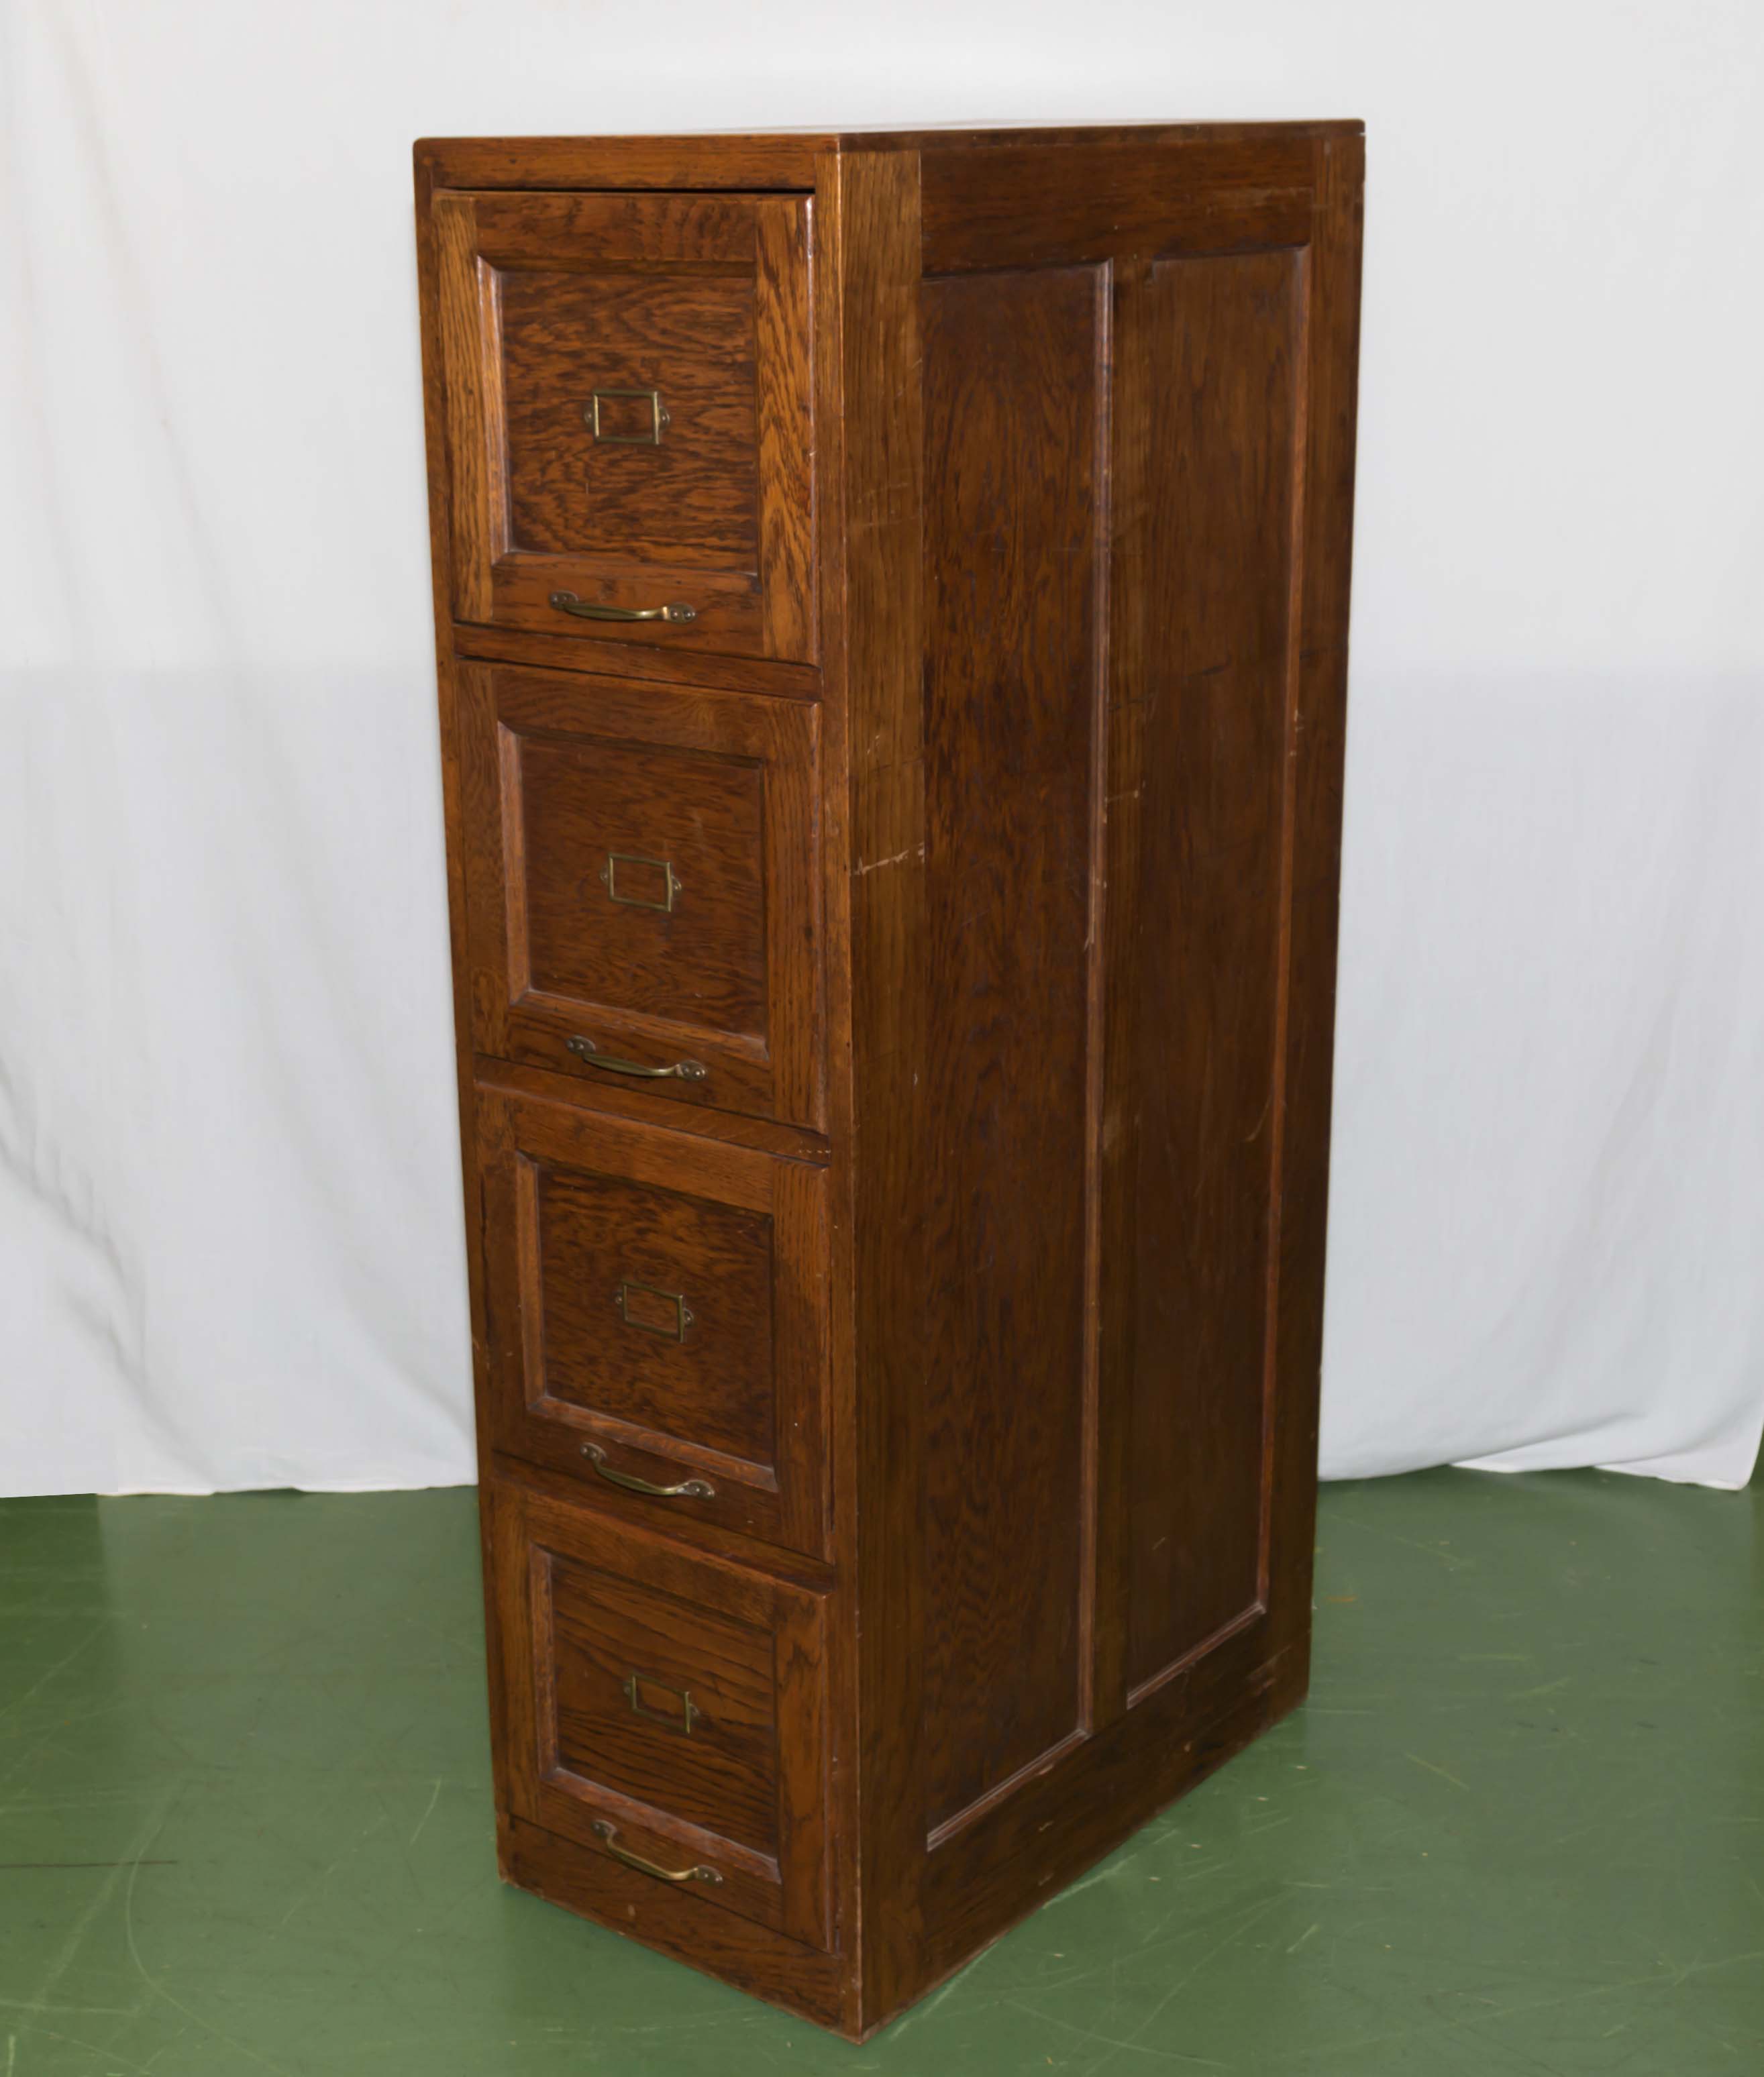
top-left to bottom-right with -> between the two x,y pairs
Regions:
4,0 -> 1761,1494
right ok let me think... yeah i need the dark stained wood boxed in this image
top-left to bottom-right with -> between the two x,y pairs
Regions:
490,1479 -> 831,1948
474,1053 -> 829,1164
459,662 -> 823,1128
1122,245 -> 1306,1698
433,189 -> 815,661
417,122 -> 1363,2042
470,190 -> 762,268
451,617 -> 822,700
531,1160 -> 776,1464
477,1088 -> 831,1561
516,729 -> 768,1036
923,138 -> 1316,272
754,199 -> 818,661
804,139 -> 867,2042
499,267 -> 760,562
503,1814 -> 849,2031
917,264 -> 1106,1833
1263,131 -> 1364,1678
414,123 -> 1363,201
832,147 -> 929,2032
418,134 -> 836,193
549,1555 -> 782,1856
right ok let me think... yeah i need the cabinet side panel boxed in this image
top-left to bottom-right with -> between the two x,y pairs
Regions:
1124,248 -> 1305,1695
919,266 -> 1106,1832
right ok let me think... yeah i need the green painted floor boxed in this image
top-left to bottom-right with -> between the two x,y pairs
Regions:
1,1468 -> 1759,2076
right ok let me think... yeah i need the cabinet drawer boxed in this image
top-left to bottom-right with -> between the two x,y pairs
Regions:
490,1479 -> 832,1950
461,661 -> 823,1129
478,1089 -> 830,1560
433,190 -> 814,661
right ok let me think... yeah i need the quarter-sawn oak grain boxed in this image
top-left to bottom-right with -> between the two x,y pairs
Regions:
415,122 -> 1364,2041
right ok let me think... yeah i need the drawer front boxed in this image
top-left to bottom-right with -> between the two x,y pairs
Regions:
462,662 -> 823,1130
489,1479 -> 831,1949
433,190 -> 814,661
478,1088 -> 830,1560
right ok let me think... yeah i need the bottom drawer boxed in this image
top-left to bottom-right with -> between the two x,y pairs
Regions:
488,1478 -> 833,1950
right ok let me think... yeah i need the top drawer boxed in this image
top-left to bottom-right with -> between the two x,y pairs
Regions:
432,191 -> 815,662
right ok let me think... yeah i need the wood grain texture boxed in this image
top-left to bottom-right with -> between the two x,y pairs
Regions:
433,195 -> 497,618
417,123 -> 1363,2041
460,661 -> 823,1129
418,135 -> 835,193
414,125 -> 1362,201
433,187 -> 815,661
923,140 -> 1316,272
917,264 -> 1106,1833
469,191 -> 761,268
833,148 -> 929,2031
491,1479 -> 831,1948
451,619 -> 821,700
473,1053 -> 829,1164
529,1159 -> 776,1464
1123,246 -> 1305,1699
514,728 -> 768,1039
1263,131 -> 1363,1676
502,1813 -> 849,2031
548,1552 -> 782,1856
478,1089 -> 831,1562
755,198 -> 818,661
499,268 -> 758,563
803,140 -> 866,2043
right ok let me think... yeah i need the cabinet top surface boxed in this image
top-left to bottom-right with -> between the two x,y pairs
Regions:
415,121 -> 1363,189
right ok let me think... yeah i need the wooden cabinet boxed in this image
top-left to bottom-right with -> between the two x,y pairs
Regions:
415,122 -> 1363,2041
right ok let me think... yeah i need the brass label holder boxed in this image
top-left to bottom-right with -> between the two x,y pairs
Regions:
584,387 -> 669,444
614,1280 -> 694,1341
623,1671 -> 702,1735
601,851 -> 682,914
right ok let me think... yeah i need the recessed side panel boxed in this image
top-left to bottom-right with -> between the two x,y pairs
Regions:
1124,248 -> 1306,1698
918,264 -> 1107,1838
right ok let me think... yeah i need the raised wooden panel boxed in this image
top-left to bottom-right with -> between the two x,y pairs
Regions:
550,1556 -> 781,1856
1115,248 -> 1307,1699
478,1088 -> 831,1560
500,268 -> 760,564
917,264 -> 1107,1837
433,189 -> 815,661
531,1163 -> 775,1466
460,662 -> 823,1129
517,733 -> 768,1043
490,1480 -> 832,1948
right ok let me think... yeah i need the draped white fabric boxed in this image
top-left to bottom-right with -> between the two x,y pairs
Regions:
4,0 -> 1760,1494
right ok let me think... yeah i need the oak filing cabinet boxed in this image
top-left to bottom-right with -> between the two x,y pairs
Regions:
413,123 -> 1364,2039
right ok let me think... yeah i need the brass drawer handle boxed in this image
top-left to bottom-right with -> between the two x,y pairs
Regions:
566,1035 -> 707,1082
590,1820 -> 722,1886
550,590 -> 696,625
582,1442 -> 715,1501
